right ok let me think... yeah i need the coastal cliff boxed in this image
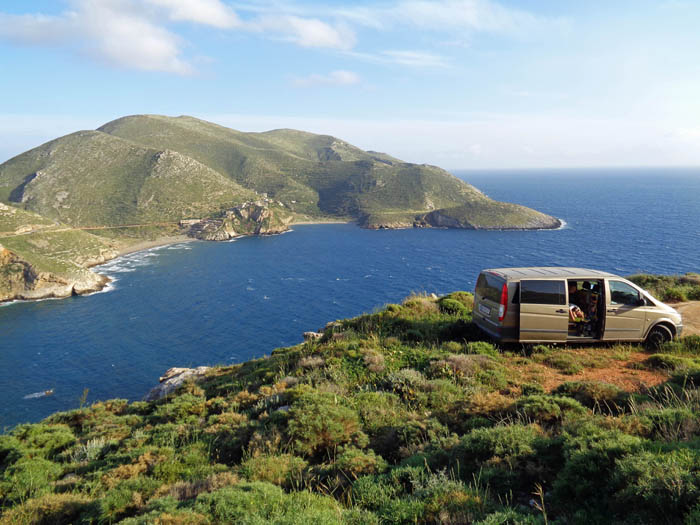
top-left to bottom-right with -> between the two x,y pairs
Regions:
184,201 -> 293,241
0,243 -> 111,303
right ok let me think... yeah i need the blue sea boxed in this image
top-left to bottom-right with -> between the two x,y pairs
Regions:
1,168 -> 699,429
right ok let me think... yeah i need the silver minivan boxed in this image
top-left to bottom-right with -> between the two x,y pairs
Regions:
473,267 -> 683,347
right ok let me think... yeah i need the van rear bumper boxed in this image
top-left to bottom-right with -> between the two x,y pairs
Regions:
474,316 -> 518,342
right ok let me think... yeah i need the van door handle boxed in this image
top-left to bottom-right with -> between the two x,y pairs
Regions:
607,309 -> 615,313
555,309 -> 566,313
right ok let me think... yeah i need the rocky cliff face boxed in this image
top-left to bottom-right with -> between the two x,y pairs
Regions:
0,243 -> 110,303
185,201 -> 293,241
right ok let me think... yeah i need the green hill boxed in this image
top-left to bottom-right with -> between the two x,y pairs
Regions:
0,114 -> 560,230
97,114 -> 559,228
1,291 -> 698,524
0,130 -> 257,227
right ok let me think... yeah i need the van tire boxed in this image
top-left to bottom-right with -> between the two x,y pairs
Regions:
645,324 -> 673,350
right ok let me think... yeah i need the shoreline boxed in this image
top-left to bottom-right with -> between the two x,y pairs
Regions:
110,234 -> 196,260
290,219 -> 353,226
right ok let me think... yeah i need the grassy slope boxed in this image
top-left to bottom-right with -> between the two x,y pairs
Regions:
0,130 -> 257,228
0,204 -> 116,279
99,115 -> 546,226
2,291 -> 699,524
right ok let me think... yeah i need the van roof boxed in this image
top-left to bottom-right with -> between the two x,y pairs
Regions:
483,267 -> 619,280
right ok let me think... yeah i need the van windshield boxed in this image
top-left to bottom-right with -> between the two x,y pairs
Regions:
476,273 -> 504,303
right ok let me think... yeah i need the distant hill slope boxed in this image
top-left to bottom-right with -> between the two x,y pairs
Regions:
0,129 -> 257,227
0,114 -> 559,230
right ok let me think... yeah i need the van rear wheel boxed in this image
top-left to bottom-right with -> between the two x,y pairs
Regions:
645,324 -> 673,350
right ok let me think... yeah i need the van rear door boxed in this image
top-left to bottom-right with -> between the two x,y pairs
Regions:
519,279 -> 568,342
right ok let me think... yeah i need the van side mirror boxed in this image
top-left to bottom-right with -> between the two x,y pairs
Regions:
636,297 -> 646,307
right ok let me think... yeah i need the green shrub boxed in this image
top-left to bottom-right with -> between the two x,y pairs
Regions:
240,454 -> 308,488
613,449 -> 700,522
0,457 -> 63,504
644,354 -> 700,372
385,369 -> 426,402
466,341 -> 500,358
664,287 -> 689,302
475,508 -> 541,524
641,408 -> 700,441
520,383 -> 545,396
552,423 -> 644,508
9,424 -> 76,459
542,353 -> 583,375
0,493 -> 92,525
287,390 -> 367,457
92,477 -> 161,523
554,381 -> 627,410
455,425 -> 542,491
438,297 -> 468,316
514,395 -> 587,423
335,446 -> 388,478
385,304 -> 402,314
194,482 -> 347,524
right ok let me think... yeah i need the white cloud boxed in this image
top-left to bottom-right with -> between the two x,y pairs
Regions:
0,1 -> 194,74
252,15 -> 355,50
292,70 -> 360,87
146,0 -> 240,28
381,50 -> 449,68
79,1 -> 193,74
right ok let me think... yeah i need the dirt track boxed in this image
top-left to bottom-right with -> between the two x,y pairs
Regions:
675,301 -> 700,336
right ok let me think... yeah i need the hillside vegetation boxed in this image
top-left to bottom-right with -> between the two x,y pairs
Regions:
1,115 -> 559,230
2,292 -> 699,524
0,203 -> 118,301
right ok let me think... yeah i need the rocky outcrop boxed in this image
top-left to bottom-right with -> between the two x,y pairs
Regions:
418,208 -> 562,230
145,366 -> 211,401
185,201 -> 293,241
0,244 -> 111,303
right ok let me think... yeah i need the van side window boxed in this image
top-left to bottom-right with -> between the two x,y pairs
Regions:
609,281 -> 640,306
520,280 -> 566,305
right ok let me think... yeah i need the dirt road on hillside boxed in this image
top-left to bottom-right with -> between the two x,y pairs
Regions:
675,301 -> 700,336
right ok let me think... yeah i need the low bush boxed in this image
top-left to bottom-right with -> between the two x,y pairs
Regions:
541,353 -> 583,375
613,449 -> 700,522
287,390 -> 367,457
554,381 -> 627,410
514,395 -> 587,423
644,354 -> 700,372
438,297 -> 469,316
239,453 -> 307,488
0,493 -> 92,525
0,456 -> 63,504
193,481 -> 351,524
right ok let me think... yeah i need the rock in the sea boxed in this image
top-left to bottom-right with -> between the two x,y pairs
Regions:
145,366 -> 210,401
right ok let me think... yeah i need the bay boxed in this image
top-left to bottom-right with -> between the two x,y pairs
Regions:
1,168 -> 699,429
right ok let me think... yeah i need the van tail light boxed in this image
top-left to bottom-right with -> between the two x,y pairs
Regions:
498,283 -> 508,321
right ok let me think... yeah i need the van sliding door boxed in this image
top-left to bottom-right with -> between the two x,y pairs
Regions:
519,280 -> 568,342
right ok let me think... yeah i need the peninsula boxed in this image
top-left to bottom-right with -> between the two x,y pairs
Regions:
0,115 -> 560,303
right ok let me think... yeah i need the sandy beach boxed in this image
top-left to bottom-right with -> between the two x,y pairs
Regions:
112,235 -> 196,258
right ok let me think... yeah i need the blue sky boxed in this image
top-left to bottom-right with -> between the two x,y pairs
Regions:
1,0 -> 700,169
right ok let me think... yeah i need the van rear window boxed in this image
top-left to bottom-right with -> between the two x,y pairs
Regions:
520,280 -> 566,305
476,273 -> 504,303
